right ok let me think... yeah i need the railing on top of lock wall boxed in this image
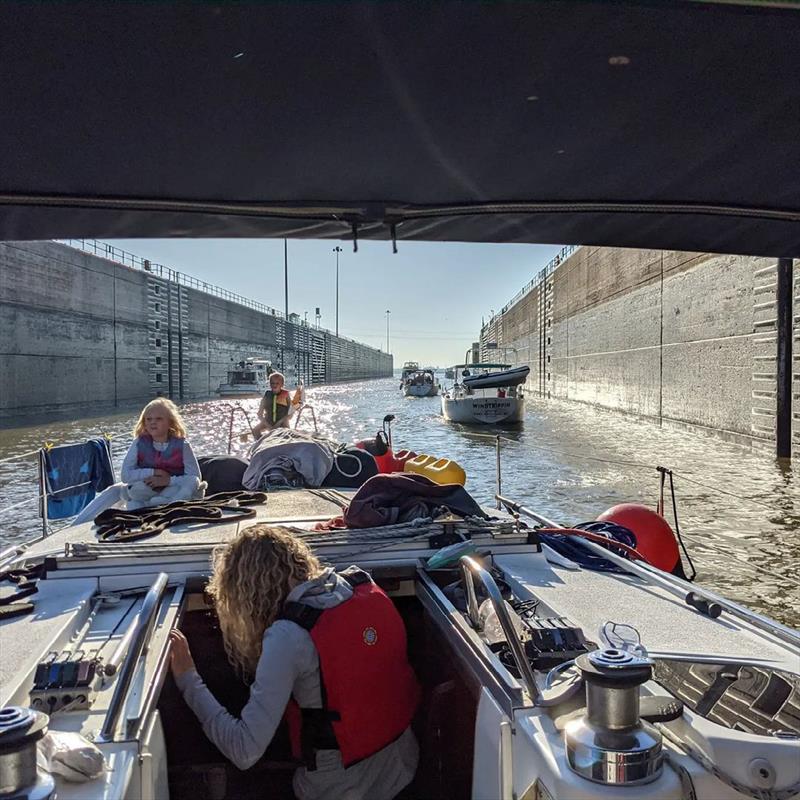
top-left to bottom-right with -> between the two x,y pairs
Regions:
56,239 -> 388,356
482,243 -> 580,334
59,238 -> 286,318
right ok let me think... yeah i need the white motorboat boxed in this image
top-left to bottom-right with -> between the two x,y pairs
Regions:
215,359 -> 272,398
402,368 -> 440,397
0,439 -> 798,800
442,364 -> 528,425
400,361 -> 421,382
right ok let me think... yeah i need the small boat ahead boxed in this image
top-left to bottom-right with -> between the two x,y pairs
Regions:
402,368 -> 439,397
400,360 -> 420,382
216,359 -> 272,398
442,363 -> 526,424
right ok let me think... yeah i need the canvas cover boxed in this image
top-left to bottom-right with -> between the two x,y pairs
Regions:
0,1 -> 798,256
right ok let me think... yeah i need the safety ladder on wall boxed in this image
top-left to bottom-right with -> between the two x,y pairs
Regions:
537,265 -> 554,398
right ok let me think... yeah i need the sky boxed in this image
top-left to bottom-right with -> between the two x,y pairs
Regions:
107,239 -> 563,366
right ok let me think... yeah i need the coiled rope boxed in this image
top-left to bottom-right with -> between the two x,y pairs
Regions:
94,490 -> 268,543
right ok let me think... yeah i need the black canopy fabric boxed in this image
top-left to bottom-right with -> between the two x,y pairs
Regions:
1,1 -> 799,256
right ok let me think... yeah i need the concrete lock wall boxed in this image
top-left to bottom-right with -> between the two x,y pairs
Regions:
481,247 -> 799,455
0,241 -> 392,424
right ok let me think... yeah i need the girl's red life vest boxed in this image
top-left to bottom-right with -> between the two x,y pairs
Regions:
136,434 -> 185,476
280,571 -> 420,769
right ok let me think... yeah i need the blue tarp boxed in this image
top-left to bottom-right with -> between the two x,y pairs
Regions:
43,438 -> 115,519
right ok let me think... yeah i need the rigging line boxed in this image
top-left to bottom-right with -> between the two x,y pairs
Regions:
675,530 -> 800,588
0,449 -> 40,465
464,432 -> 784,514
0,496 -> 42,514
0,480 -> 94,516
93,598 -> 140,660
668,470 -> 778,512
460,431 -> 656,470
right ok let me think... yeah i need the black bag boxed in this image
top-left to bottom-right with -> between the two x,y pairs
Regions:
322,447 -> 379,488
198,455 -> 249,494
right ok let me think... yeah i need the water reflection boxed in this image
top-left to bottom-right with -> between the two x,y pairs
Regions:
0,377 -> 797,625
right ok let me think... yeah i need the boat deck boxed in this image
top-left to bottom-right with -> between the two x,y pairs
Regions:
14,489 -> 353,561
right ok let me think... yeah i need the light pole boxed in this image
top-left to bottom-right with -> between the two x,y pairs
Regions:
386,309 -> 391,353
333,246 -> 342,337
283,239 -> 289,320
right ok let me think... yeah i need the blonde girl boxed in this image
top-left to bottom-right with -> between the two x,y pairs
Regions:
169,525 -> 419,800
72,398 -> 203,524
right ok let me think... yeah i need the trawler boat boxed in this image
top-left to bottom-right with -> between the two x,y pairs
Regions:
441,364 -> 529,425
402,368 -> 439,397
400,361 -> 421,382
216,359 -> 272,398
1,446 -> 798,800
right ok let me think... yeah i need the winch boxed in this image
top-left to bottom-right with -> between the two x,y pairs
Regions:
564,648 -> 664,786
0,707 -> 55,800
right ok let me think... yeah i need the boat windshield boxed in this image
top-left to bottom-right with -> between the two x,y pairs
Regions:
228,371 -> 257,383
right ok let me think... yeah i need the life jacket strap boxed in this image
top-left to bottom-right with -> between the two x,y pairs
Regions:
298,707 -> 341,770
279,570 -> 372,630
280,602 -> 323,630
341,568 -> 371,587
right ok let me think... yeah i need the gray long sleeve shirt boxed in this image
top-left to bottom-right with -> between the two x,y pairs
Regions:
176,568 -> 418,800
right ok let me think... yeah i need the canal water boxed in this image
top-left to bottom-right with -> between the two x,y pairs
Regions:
1,376 -> 797,626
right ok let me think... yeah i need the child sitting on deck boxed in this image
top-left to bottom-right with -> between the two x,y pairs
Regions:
251,371 -> 293,439
72,398 -> 204,524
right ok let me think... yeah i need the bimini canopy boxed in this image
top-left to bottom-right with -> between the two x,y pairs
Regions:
1,1 -> 798,256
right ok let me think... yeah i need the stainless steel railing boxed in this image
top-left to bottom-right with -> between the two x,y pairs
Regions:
459,556 -> 539,702
98,572 -> 169,742
495,494 -> 800,651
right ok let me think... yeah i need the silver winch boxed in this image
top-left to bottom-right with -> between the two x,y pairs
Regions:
564,648 -> 664,786
0,707 -> 55,800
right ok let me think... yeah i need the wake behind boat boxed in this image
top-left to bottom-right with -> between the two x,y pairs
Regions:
442,363 -> 529,425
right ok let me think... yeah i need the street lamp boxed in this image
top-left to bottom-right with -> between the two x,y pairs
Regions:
333,246 -> 342,337
386,309 -> 391,353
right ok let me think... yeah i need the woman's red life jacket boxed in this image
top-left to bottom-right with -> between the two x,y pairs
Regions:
136,434 -> 185,476
280,571 -> 420,769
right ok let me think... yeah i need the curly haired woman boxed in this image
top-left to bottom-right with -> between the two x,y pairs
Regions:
169,525 -> 420,800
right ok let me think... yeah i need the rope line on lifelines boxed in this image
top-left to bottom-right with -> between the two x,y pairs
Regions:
465,431 -> 784,514
0,480 -> 95,517
469,431 -> 799,587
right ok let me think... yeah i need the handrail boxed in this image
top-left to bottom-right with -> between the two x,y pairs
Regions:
56,238 -> 389,356
495,494 -> 800,651
459,556 -> 540,702
293,404 -> 319,433
221,403 -> 257,453
482,244 -> 579,333
98,572 -> 169,742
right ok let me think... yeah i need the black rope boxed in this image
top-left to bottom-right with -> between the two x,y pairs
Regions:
0,562 -> 46,616
659,467 -> 696,581
94,490 -> 267,543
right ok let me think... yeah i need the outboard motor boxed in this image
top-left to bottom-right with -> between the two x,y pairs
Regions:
0,707 -> 55,799
565,649 -> 663,786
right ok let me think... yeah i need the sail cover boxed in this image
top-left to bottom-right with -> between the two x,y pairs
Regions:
0,1 -> 798,256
